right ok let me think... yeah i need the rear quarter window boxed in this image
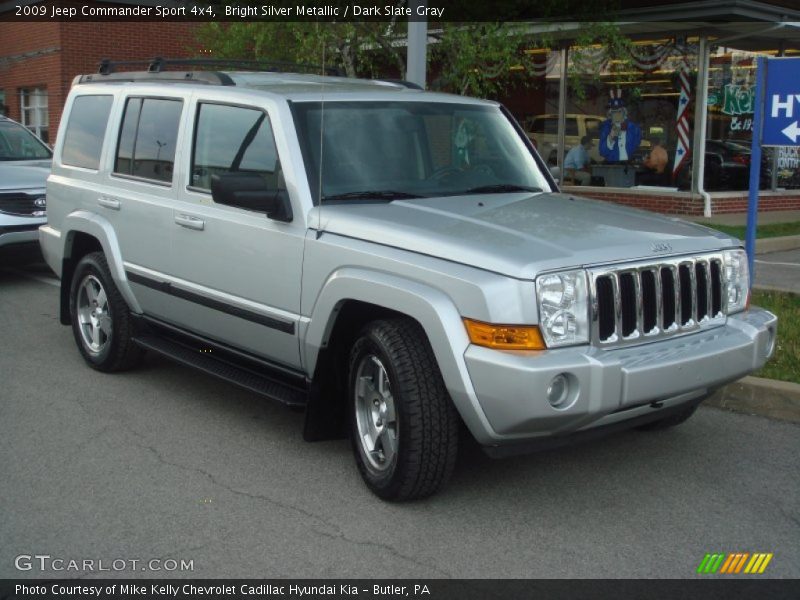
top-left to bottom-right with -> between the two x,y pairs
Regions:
61,95 -> 113,170
114,97 -> 183,184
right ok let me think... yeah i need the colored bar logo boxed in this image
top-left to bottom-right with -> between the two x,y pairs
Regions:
697,552 -> 773,574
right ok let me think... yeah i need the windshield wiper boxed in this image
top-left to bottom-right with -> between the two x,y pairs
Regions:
321,190 -> 426,202
456,184 -> 543,195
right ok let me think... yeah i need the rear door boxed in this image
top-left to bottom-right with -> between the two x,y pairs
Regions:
107,93 -> 185,318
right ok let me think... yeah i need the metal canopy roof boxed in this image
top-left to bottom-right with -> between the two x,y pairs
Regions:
525,1 -> 800,52
609,1 -> 800,52
612,21 -> 800,52
615,0 -> 800,22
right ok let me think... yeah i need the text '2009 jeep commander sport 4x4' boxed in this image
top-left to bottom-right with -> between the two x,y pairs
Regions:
41,61 -> 777,501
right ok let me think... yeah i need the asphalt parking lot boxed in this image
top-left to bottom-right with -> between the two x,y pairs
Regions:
1,263 -> 799,579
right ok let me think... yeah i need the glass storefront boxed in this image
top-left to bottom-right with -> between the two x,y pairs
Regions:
512,40 -> 700,189
707,49 -> 800,190
507,37 -> 800,192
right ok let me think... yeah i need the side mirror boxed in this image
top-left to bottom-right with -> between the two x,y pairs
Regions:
210,172 -> 292,222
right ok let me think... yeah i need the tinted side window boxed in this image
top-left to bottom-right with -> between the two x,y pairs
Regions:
529,118 -> 544,134
585,119 -> 601,138
191,103 -> 279,191
62,95 -> 113,169
565,118 -> 579,136
114,97 -> 182,183
543,119 -> 559,135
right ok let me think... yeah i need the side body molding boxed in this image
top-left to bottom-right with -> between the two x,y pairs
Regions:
61,210 -> 142,315
302,267 -> 497,443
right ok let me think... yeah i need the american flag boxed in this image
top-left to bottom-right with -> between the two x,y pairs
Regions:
673,60 -> 692,178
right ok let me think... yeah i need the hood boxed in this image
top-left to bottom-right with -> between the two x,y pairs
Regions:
0,161 -> 51,191
312,192 -> 738,279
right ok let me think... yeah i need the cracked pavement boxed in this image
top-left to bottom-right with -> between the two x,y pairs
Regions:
1,264 -> 799,579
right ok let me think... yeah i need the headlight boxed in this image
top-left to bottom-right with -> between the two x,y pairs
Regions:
535,269 -> 589,347
723,249 -> 749,314
32,195 -> 46,217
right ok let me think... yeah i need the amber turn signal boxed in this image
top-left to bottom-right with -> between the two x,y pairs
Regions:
463,318 -> 546,350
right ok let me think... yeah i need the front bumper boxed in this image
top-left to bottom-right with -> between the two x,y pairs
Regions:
464,307 -> 777,447
38,224 -> 62,276
0,215 -> 45,248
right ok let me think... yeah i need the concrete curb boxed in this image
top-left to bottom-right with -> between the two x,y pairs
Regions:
705,376 -> 800,423
756,235 -> 800,254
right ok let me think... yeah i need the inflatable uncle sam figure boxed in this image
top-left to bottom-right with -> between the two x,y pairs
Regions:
599,89 -> 642,163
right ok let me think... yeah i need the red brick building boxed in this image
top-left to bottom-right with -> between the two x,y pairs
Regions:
0,20 -> 199,143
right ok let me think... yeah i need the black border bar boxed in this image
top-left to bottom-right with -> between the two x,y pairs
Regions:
2,579 -> 800,600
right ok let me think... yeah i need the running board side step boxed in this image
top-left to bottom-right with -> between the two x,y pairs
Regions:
132,333 -> 308,409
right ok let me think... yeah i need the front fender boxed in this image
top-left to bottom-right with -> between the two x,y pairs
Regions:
62,210 -> 142,314
302,267 -> 496,443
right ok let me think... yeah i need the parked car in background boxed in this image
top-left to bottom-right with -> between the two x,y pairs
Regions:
675,139 -> 771,191
0,115 -> 52,255
706,139 -> 772,190
523,113 -> 605,165
524,113 -> 652,173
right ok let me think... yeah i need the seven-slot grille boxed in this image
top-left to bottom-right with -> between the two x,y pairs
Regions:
0,192 -> 46,217
591,254 -> 725,346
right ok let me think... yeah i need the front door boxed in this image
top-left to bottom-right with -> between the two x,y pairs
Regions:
166,98 -> 305,369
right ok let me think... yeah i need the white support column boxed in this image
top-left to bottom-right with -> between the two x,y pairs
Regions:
556,45 -> 569,178
406,3 -> 427,89
690,36 -> 711,217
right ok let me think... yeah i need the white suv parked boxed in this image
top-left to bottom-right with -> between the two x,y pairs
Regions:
40,62 -> 777,500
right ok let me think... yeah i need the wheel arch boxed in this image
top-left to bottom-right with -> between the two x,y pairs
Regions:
302,268 -> 492,444
58,211 -> 141,324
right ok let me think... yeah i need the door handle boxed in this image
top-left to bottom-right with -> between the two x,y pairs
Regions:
98,197 -> 120,210
174,214 -> 205,231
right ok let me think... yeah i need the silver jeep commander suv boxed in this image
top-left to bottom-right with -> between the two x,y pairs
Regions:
40,60 -> 777,500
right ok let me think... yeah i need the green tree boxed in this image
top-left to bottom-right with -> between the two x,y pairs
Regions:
199,21 -> 408,78
196,14 -> 633,99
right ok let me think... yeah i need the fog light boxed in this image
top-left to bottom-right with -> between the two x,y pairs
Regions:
547,373 -> 569,408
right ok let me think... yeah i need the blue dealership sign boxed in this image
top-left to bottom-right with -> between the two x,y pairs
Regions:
762,57 -> 800,146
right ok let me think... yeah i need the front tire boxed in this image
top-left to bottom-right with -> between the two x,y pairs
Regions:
349,318 -> 459,501
69,251 -> 143,372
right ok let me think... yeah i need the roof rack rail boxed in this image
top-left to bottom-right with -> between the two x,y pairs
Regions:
76,67 -> 235,87
146,57 -> 344,77
95,57 -> 343,77
73,57 -> 347,87
376,79 -> 424,90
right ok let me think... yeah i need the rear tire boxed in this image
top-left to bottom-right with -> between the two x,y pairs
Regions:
349,318 -> 459,501
69,251 -> 143,372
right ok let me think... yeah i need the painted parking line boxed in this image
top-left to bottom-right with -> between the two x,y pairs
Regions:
754,260 -> 800,267
0,268 -> 60,287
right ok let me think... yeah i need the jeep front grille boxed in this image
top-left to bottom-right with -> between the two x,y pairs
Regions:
590,254 -> 726,347
0,192 -> 46,217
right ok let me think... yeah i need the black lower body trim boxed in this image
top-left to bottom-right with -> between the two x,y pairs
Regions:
482,395 -> 708,459
126,270 -> 295,334
132,315 -> 308,408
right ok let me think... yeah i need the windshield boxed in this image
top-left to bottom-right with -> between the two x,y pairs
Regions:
291,101 -> 551,203
0,121 -> 52,161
